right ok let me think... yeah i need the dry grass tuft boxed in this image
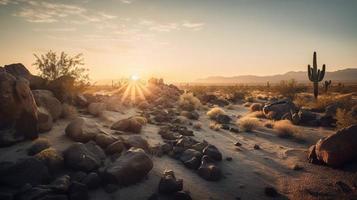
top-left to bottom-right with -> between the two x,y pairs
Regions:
206,107 -> 225,119
238,117 -> 261,132
62,103 -> 78,119
335,108 -> 357,130
178,92 -> 202,111
209,122 -> 221,131
273,120 -> 303,141
246,111 -> 265,119
264,120 -> 275,129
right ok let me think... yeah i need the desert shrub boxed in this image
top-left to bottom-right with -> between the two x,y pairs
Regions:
245,111 -> 265,118
207,107 -> 225,119
335,108 -> 357,130
275,79 -> 306,100
175,116 -> 189,124
209,122 -> 221,131
245,96 -> 254,102
238,117 -> 261,132
28,138 -> 51,156
193,122 -> 202,130
178,92 -> 201,111
273,120 -> 302,140
250,103 -> 262,112
33,51 -> 89,86
313,94 -> 353,111
61,103 -> 78,119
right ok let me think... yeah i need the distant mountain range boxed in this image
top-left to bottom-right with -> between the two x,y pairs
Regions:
195,68 -> 357,84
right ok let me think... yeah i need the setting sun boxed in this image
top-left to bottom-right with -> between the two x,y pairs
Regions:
130,74 -> 140,81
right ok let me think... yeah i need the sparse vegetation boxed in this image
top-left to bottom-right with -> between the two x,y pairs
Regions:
335,108 -> 357,130
178,92 -> 202,111
33,50 -> 89,86
307,51 -> 326,99
238,117 -> 261,132
273,120 -> 303,140
207,107 -> 225,119
209,122 -> 221,131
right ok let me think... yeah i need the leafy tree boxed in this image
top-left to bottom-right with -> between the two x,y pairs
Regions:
33,51 -> 89,86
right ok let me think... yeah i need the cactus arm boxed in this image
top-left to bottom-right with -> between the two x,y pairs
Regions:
313,51 -> 317,68
319,64 -> 326,81
308,65 -> 313,81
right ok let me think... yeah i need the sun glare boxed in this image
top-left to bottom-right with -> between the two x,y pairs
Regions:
131,74 -> 140,81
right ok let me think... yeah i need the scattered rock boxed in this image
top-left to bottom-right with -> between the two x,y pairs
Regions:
95,134 -> 117,148
226,157 -> 233,161
191,142 -> 208,152
180,149 -> 202,169
158,169 -> 183,194
230,127 -> 239,133
198,155 -> 222,181
111,118 -> 143,134
234,141 -> 242,147
124,135 -> 149,151
215,114 -> 232,124
28,138 -> 51,156
49,175 -> 71,193
37,107 -> 53,133
75,94 -> 88,108
0,129 -> 24,147
0,158 -> 50,187
35,148 -> 64,173
203,145 -> 222,161
65,117 -> 99,142
254,144 -> 260,150
180,111 -> 199,120
47,75 -> 75,103
101,148 -> 153,186
105,140 -> 125,155
82,172 -> 101,189
335,181 -> 353,194
88,102 -> 106,116
173,191 -> 192,200
263,100 -> 296,120
176,137 -> 196,149
63,142 -> 105,172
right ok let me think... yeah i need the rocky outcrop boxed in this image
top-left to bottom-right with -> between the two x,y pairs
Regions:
4,63 -> 46,89
37,107 -> 53,133
308,125 -> 357,167
101,148 -> 153,186
0,71 -> 38,140
111,118 -> 143,134
198,155 -> 222,181
158,170 -> 183,194
48,75 -> 75,103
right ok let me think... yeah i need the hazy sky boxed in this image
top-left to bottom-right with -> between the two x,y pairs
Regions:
0,0 -> 357,82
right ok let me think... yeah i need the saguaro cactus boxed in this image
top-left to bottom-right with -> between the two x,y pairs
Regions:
308,52 -> 326,99
323,80 -> 332,93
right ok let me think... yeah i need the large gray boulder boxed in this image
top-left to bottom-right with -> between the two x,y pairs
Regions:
63,142 -> 105,172
101,148 -> 153,186
0,71 -> 38,140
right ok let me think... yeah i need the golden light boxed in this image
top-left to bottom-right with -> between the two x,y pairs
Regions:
130,74 -> 140,81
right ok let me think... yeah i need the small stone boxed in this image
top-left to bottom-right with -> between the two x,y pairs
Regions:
226,157 -> 233,161
230,127 -> 239,133
254,144 -> 260,150
173,191 -> 192,200
234,142 -> 242,147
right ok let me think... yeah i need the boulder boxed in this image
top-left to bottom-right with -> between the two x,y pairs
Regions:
63,142 -> 105,172
180,149 -> 202,169
32,90 -> 62,121
68,181 -> 88,200
214,114 -> 231,124
105,140 -> 125,155
158,169 -> 183,194
314,125 -> 357,167
65,117 -> 99,142
82,172 -> 101,189
180,111 -> 199,120
203,145 -> 222,161
198,156 -> 222,181
88,102 -> 106,116
0,129 -> 24,147
101,148 -> 153,186
0,158 -> 50,187
111,118 -> 142,134
28,138 -> 51,156
95,134 -> 117,148
175,137 -> 197,149
0,72 -> 38,139
37,107 -> 53,133
263,100 -> 296,120
124,136 -> 149,151
173,191 -> 192,200
75,94 -> 89,107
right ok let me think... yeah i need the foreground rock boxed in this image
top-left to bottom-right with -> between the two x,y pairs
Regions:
111,117 -> 143,134
0,158 -> 50,187
203,145 -> 222,161
65,117 -> 99,142
101,148 -> 153,186
198,156 -> 222,181
308,125 -> 357,167
4,63 -> 46,89
37,107 -> 53,133
0,71 -> 38,140
63,142 -> 105,172
159,169 -> 183,194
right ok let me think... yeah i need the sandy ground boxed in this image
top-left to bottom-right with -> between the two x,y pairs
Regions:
1,104 -> 356,200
